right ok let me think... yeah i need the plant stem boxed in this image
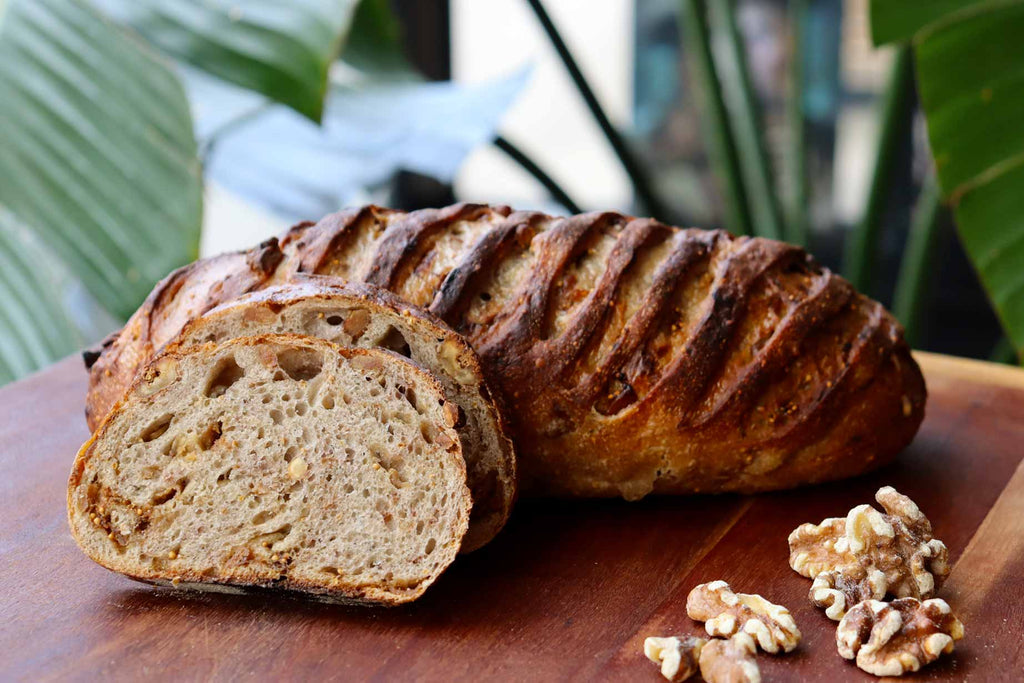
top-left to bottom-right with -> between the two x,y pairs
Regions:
494,135 -> 582,214
525,0 -> 670,221
707,0 -> 785,241
842,46 -> 914,292
891,176 -> 943,347
785,0 -> 808,247
679,0 -> 752,236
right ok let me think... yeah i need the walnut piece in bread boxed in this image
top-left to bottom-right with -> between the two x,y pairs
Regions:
686,581 -> 801,653
644,635 -> 706,681
836,597 -> 964,676
68,335 -> 471,605
699,633 -> 761,683
789,487 -> 949,620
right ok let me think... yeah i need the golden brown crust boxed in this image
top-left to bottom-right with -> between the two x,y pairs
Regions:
85,204 -> 927,499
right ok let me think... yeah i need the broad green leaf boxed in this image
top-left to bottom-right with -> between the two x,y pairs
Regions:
183,0 -> 416,146
869,0 -> 986,45
110,0 -> 360,122
0,207 -> 86,384
952,165 -> 1024,354
339,0 -> 414,79
893,0 -> 1024,359
0,0 -> 201,320
915,2 -> 1024,193
199,68 -> 530,220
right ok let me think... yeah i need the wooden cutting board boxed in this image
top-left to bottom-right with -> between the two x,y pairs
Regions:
2,352 -> 1022,682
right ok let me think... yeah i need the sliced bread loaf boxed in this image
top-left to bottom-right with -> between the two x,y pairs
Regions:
169,278 -> 516,552
68,335 -> 471,605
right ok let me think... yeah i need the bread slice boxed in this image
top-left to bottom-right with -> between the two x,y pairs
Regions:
68,335 -> 471,605
169,278 -> 515,552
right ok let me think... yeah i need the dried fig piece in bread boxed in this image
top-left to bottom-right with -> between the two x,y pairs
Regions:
169,279 -> 516,552
69,335 -> 471,605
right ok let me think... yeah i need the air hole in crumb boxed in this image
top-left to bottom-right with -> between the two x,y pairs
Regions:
479,291 -> 491,301
295,402 -> 307,416
420,422 -> 434,444
151,488 -> 178,505
399,385 -> 418,412
376,500 -> 395,530
198,421 -> 222,450
452,405 -> 466,429
376,326 -> 411,358
284,446 -> 298,462
152,476 -> 188,505
425,538 -> 436,554
325,315 -> 343,326
252,511 -> 271,525
277,348 -> 323,381
270,409 -> 284,425
205,355 -> 244,397
139,414 -> 173,442
322,566 -> 340,575
321,395 -> 335,410
415,520 -> 424,535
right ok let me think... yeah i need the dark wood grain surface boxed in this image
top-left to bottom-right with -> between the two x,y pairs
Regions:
1,352 -> 1022,682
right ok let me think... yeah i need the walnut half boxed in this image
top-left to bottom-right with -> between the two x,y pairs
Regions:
788,486 -> 949,620
836,597 -> 964,676
686,581 -> 801,653
699,633 -> 761,683
643,635 -> 706,682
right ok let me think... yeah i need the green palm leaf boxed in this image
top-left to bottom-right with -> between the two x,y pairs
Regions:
0,207 -> 87,384
869,0 -> 985,44
0,0 -> 202,321
871,0 -> 1024,361
112,0 -> 362,122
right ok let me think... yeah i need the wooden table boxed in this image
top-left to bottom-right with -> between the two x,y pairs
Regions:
2,352 -> 1022,681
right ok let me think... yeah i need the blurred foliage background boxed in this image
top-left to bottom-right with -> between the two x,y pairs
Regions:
0,0 -> 1022,386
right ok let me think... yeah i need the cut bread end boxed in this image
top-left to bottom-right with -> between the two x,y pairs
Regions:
68,335 -> 471,605
172,279 -> 516,552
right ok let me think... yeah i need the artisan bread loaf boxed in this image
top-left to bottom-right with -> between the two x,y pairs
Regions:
169,279 -> 515,552
85,203 -> 927,499
69,335 -> 471,605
